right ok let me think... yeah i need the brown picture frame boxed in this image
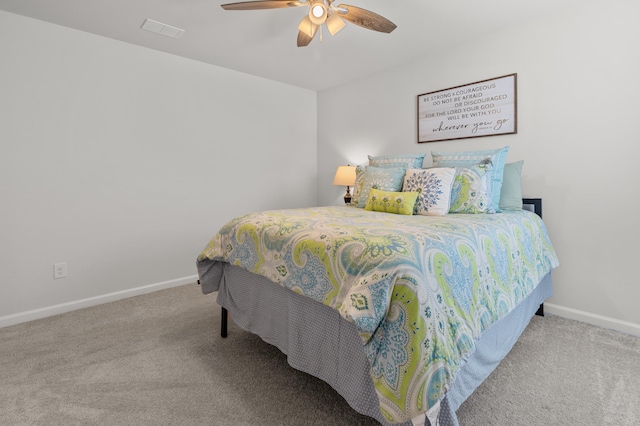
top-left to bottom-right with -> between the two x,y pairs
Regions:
417,73 -> 517,143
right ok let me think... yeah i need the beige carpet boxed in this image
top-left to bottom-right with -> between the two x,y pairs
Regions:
1,283 -> 639,425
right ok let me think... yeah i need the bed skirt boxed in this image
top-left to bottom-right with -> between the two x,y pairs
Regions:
212,264 -> 552,426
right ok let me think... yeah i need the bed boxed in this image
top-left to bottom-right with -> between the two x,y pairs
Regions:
196,196 -> 559,425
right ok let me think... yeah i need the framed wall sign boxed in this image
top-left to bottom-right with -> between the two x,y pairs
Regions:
417,73 -> 517,143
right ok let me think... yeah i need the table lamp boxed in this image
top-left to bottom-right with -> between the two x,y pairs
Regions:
332,165 -> 356,205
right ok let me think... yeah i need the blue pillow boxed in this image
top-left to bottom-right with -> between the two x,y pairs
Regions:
356,166 -> 407,208
431,146 -> 509,212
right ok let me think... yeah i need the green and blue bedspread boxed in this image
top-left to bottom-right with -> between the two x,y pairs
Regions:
197,206 -> 559,423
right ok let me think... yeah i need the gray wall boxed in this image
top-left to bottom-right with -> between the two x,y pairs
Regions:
318,0 -> 640,334
0,11 -> 317,324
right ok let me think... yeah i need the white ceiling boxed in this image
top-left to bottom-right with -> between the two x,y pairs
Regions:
0,0 -> 588,91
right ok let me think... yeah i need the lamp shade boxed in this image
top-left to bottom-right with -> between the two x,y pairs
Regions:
332,165 -> 356,186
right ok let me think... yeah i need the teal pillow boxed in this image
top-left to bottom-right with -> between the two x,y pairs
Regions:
368,153 -> 426,169
432,146 -> 509,212
449,162 -> 494,214
356,166 -> 407,208
365,188 -> 419,215
499,160 -> 524,211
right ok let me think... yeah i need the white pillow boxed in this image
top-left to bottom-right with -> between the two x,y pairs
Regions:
403,168 -> 456,216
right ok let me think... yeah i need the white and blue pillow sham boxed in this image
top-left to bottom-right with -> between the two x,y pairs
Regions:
368,153 -> 426,169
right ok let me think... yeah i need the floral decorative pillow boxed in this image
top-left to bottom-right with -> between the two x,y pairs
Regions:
403,168 -> 456,216
356,166 -> 407,208
432,146 -> 509,212
365,188 -> 419,215
350,165 -> 366,207
449,161 -> 494,214
368,153 -> 426,169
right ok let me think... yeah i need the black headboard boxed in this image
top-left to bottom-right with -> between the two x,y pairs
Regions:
522,198 -> 542,218
523,197 -> 546,317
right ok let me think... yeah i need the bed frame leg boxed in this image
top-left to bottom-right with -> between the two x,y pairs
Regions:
535,303 -> 544,317
221,307 -> 228,338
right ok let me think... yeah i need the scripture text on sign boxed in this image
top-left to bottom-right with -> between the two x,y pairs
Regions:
417,74 -> 517,143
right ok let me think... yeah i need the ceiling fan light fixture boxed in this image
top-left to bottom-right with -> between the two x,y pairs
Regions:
326,13 -> 345,35
311,4 -> 324,17
308,2 -> 327,25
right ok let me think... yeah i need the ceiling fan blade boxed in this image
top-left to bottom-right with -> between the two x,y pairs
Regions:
297,30 -> 315,47
334,4 -> 396,33
297,17 -> 318,46
221,0 -> 306,10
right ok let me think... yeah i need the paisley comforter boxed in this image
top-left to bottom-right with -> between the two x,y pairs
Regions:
197,206 -> 559,423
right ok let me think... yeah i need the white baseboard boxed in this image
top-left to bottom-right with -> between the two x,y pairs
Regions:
0,275 -> 198,329
4,282 -> 638,338
545,303 -> 640,337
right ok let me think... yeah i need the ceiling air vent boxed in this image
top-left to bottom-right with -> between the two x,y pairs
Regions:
141,19 -> 185,39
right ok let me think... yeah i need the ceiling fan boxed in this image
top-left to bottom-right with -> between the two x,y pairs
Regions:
220,0 -> 397,47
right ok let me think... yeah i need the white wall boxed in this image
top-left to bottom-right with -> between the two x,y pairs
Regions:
0,11 -> 317,325
318,0 -> 640,334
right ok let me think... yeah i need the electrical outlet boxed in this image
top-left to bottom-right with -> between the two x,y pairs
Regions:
54,262 -> 67,279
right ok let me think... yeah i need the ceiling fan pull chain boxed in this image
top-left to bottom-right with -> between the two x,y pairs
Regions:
319,24 -> 323,42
